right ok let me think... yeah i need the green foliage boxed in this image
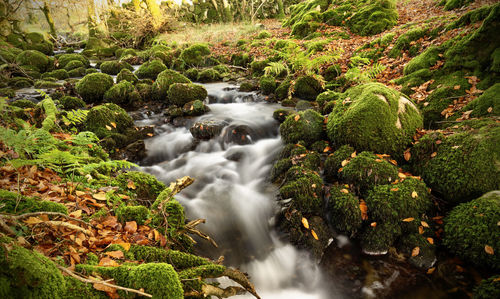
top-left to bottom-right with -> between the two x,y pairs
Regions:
403,46 -> 440,75
116,68 -> 139,84
324,145 -> 355,182
257,30 -> 272,39
294,75 -> 323,101
280,109 -> 324,146
15,50 -> 49,72
59,96 -> 85,110
473,275 -> 500,299
444,191 -> 500,270
347,0 -> 398,36
61,109 -> 88,127
100,60 -> 133,75
460,83 -> 500,118
116,205 -> 151,225
57,54 -> 90,69
197,68 -> 222,83
442,0 -> 473,11
0,189 -> 68,215
259,75 -> 276,95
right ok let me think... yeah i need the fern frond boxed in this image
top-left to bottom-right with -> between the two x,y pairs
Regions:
264,62 -> 289,77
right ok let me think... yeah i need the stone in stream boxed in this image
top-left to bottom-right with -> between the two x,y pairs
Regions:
189,120 -> 228,140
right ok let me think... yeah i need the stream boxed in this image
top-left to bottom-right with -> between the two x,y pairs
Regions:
136,83 -> 334,298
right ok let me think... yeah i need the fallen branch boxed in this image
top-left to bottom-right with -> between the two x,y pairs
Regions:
56,264 -> 153,298
185,285 -> 246,298
41,220 -> 91,235
168,176 -> 195,197
223,267 -> 261,299
228,65 -> 248,71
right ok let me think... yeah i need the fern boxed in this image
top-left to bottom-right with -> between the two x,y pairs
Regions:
81,160 -> 138,176
264,62 -> 289,77
366,62 -> 386,79
62,109 -> 88,127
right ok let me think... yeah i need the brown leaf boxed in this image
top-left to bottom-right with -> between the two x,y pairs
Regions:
402,217 -> 415,222
127,180 -> 136,190
110,122 -> 117,129
341,159 -> 349,167
390,188 -> 399,192
105,250 -> 124,259
411,191 -> 418,198
92,192 -> 107,201
421,221 -> 430,228
427,267 -> 435,274
301,217 -> 309,229
485,245 -> 494,255
124,221 -> 137,234
113,242 -> 131,251
98,257 -> 120,267
24,217 -> 43,225
370,222 -> 377,227
404,149 -> 411,161
453,85 -> 460,90
419,226 -> 424,234
427,237 -> 434,244
351,151 -> 357,158
311,229 -> 318,240
398,173 -> 407,179
93,282 -> 117,293
340,189 -> 349,194
294,115 -> 300,121
487,107 -> 493,113
105,125 -> 112,131
430,152 -> 437,158
411,247 -> 420,257
359,200 -> 368,220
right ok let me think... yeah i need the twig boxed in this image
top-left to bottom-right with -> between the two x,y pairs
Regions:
56,265 -> 153,298
0,217 -> 15,236
228,65 -> 248,71
40,221 -> 91,235
10,211 -> 92,227
185,285 -> 246,298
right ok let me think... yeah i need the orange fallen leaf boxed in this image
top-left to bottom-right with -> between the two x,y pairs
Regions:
351,151 -> 357,158
311,229 -> 318,240
419,226 -> 424,234
340,189 -> 349,194
390,188 -> 399,192
124,221 -> 137,234
398,173 -> 406,179
341,159 -> 349,167
110,122 -> 117,128
485,245 -> 494,255
427,267 -> 435,274
402,217 -> 414,222
453,85 -> 460,90
69,210 -> 83,218
301,217 -> 309,229
75,190 -> 86,196
24,217 -> 43,225
93,192 -> 107,201
411,191 -> 418,198
404,150 -> 411,161
421,221 -> 430,228
427,237 -> 434,244
98,257 -> 120,267
370,222 -> 377,227
359,200 -> 368,220
105,250 -> 124,259
430,152 -> 437,158
127,180 -> 136,190
105,125 -> 112,131
113,242 -> 131,251
411,247 -> 420,257
294,114 -> 300,121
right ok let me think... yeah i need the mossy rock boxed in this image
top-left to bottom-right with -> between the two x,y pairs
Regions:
389,27 -> 428,58
15,50 -> 49,72
152,69 -> 191,101
75,73 -> 114,103
197,68 -> 222,83
59,96 -> 85,110
182,100 -> 208,116
279,166 -> 324,214
271,158 -> 293,182
64,60 -> 85,71
326,185 -> 362,236
259,75 -> 276,95
273,108 -> 294,123
0,88 -> 15,98
8,77 -> 33,89
42,69 -> 69,80
135,59 -> 167,80
280,109 -> 324,146
115,171 -> 166,204
10,99 -> 36,109
0,189 -> 68,215
116,205 -> 151,225
184,68 -> 199,81
276,79 -> 291,100
341,151 -> 399,196
397,233 -> 436,269
323,64 -> 342,81
326,83 -> 423,158
136,83 -> 153,101
84,103 -> 134,147
443,191 -> 500,270
180,43 -> 211,66
68,67 -> 86,78
168,83 -> 208,106
473,275 -> 500,299
291,21 -> 320,39
403,46 -> 441,76
410,122 -> 500,204
460,83 -> 500,118
104,80 -> 140,106
347,0 -> 398,36
442,0 -> 474,11
294,75 -> 323,101
57,54 -> 90,69
116,68 -> 139,84
231,53 -> 253,67
34,80 -> 62,89
100,60 -> 133,75
360,221 -> 401,254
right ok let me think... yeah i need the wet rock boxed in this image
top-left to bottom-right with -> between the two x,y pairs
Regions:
190,120 -> 227,140
115,139 -> 147,162
222,124 -> 254,145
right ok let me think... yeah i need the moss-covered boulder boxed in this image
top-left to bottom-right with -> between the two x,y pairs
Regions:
167,83 -> 208,106
152,69 -> 191,101
444,191 -> 500,270
75,73 -> 114,103
8,77 -> 33,89
104,81 -> 141,106
473,275 -> 500,299
34,80 -> 62,89
116,68 -> 139,84
100,60 -> 133,75
294,75 -> 323,101
68,67 -> 86,78
64,60 -> 85,71
135,59 -> 167,80
57,53 -> 90,69
182,100 -> 208,116
346,0 -> 398,36
460,83 -> 500,118
84,103 -> 135,148
197,68 -> 222,83
341,151 -> 399,195
326,185 -> 363,236
42,69 -> 69,80
15,50 -> 49,72
442,0 -> 474,11
180,43 -> 211,66
324,145 -> 356,182
273,108 -> 294,123
410,121 -> 500,204
59,96 -> 85,110
279,166 -> 324,214
326,83 -> 423,157
0,189 -> 68,215
115,171 -> 166,204
259,75 -> 276,95
280,109 -> 324,146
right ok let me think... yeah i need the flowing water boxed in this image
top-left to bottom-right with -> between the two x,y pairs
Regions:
137,83 -> 334,298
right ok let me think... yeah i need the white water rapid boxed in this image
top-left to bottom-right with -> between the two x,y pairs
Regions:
138,83 -> 333,298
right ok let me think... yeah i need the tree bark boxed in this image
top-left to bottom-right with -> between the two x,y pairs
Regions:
144,0 -> 163,29
41,1 -> 56,37
132,0 -> 141,12
87,0 -> 98,37
276,0 -> 285,18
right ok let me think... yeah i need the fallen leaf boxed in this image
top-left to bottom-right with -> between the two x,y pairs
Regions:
411,247 -> 420,257
341,159 -> 349,167
113,242 -> 131,251
147,133 -> 154,137
127,180 -> 136,190
421,221 -> 430,228
110,122 -> 117,128
390,188 -> 399,192
487,107 -> 493,113
427,267 -> 435,274
402,217 -> 415,222
311,229 -> 318,240
75,191 -> 86,196
105,251 -> 124,259
24,217 -> 43,225
430,152 -> 437,158
98,257 -> 120,267
340,189 -> 349,194
412,191 -> 418,198
485,245 -> 494,255
105,125 -> 112,131
419,226 -> 424,234
124,221 -> 137,234
294,115 -> 300,121
359,200 -> 368,220
69,210 -> 83,218
404,149 -> 411,161
370,222 -> 377,227
453,85 -> 460,90
93,192 -> 107,201
301,217 -> 309,229
398,173 -> 406,179
427,237 -> 434,244
351,151 -> 357,158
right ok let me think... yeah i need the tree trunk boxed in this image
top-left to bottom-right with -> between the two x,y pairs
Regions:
209,0 -> 222,22
87,0 -> 98,37
276,0 -> 285,18
144,0 -> 163,29
132,0 -> 141,12
221,0 -> 232,22
41,1 -> 56,37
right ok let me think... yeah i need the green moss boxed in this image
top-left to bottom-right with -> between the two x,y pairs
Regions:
327,185 -> 362,236
115,68 -> 137,84
327,83 -> 423,158
347,0 -> 398,36
100,60 -> 133,75
68,67 -> 86,77
64,60 -> 85,71
136,83 -> 153,101
104,80 -> 138,106
152,69 -> 191,101
184,68 -> 199,81
276,79 -> 291,100
180,43 -> 210,66
63,276 -> 107,299
259,75 -> 276,95
0,189 -> 68,214
410,123 -> 500,204
279,166 -> 324,214
116,205 -> 150,225
443,0 -> 473,11
461,83 -> 500,118
8,77 -> 33,89
273,108 -> 294,123
76,73 -> 114,103
135,59 -> 167,80
444,191 -> 500,270
256,30 -> 272,39
151,199 -> 186,230
0,244 -> 67,298
291,21 -> 320,39
42,69 -> 69,80
10,99 -> 36,109
59,96 -> 85,110
231,53 -> 253,67
271,158 -> 293,182
84,103 -> 134,147
182,100 -> 207,116
129,245 -> 211,268
473,275 -> 500,299
280,109 -> 324,146
294,76 -> 323,101
250,60 -> 269,76
0,88 -> 14,98
341,151 -> 399,195
15,50 -> 49,72
361,222 -> 400,254
57,54 -> 90,69
115,171 -> 166,204
403,46 -> 441,75
447,4 -> 493,30
34,80 -> 62,89
167,83 -> 207,106
324,145 -> 356,182
323,64 -> 342,81
197,68 -> 222,83
389,27 -> 428,58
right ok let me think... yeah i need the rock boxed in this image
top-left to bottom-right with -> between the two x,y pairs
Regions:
135,59 -> 167,80
152,69 -> 191,102
182,100 -> 208,116
346,0 -> 398,36
326,185 -> 362,236
280,109 -> 324,146
259,75 -> 276,95
180,43 -> 211,66
222,124 -> 254,145
104,80 -> 141,107
56,53 -> 90,69
197,68 -> 222,83
327,83 -> 423,158
190,120 -> 228,140
279,166 -> 324,214
116,68 -> 139,84
59,96 -> 85,110
15,50 -> 49,73
64,60 -> 85,71
100,60 -> 133,75
324,145 -> 355,182
294,75 -> 323,101
75,73 -> 114,103
167,83 -> 207,106
443,191 -> 500,270
272,108 -> 294,123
